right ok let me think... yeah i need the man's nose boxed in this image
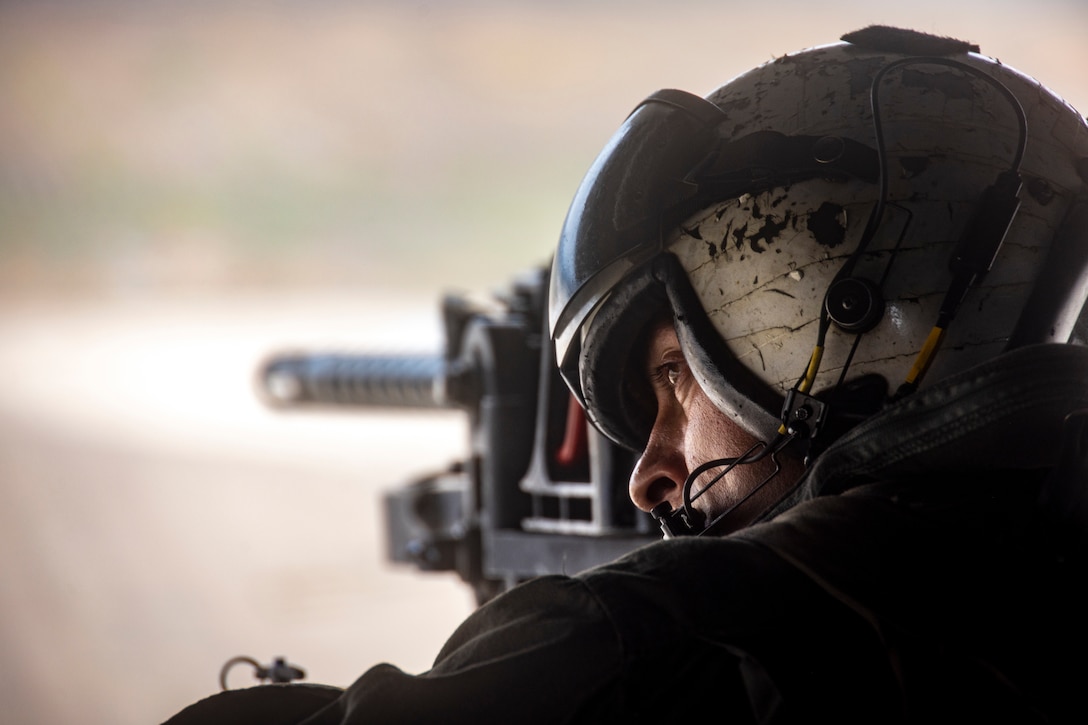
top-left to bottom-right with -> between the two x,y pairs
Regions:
628,433 -> 688,513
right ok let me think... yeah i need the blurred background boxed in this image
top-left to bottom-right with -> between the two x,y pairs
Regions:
1,1 -> 1085,722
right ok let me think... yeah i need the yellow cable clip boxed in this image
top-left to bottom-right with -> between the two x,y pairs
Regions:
905,326 -> 946,386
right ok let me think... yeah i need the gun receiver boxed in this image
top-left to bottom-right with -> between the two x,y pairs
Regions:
257,266 -> 655,604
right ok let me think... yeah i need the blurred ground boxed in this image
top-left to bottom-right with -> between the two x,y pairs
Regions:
0,293 -> 477,724
1,1 -> 1086,723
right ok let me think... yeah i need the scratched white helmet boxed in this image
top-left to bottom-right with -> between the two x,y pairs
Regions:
549,26 -> 1088,454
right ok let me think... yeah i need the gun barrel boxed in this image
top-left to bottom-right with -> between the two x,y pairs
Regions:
259,353 -> 450,409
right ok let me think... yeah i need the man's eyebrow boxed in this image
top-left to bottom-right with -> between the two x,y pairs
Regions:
645,341 -> 683,376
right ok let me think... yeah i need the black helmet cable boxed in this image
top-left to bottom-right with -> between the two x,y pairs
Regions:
791,55 -> 1028,414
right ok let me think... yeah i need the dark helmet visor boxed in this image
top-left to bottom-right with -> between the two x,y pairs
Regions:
549,88 -> 880,413
548,89 -> 728,384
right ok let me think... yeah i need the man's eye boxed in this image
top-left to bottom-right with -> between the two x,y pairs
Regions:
652,362 -> 683,388
666,364 -> 681,387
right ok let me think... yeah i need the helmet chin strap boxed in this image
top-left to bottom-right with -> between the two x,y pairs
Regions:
650,432 -> 797,538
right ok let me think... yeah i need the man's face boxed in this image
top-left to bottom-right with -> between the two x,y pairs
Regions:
627,319 -> 802,531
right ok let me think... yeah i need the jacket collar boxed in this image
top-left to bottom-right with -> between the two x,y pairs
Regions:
766,343 -> 1088,516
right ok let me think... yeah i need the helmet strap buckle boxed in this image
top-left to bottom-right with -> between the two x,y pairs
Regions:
781,388 -> 829,441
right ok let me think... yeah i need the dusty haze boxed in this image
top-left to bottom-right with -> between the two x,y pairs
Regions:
1,2 -> 1085,723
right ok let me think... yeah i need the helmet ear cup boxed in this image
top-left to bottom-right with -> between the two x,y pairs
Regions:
824,277 -> 885,334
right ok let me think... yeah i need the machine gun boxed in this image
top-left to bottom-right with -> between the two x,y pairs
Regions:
257,265 -> 656,604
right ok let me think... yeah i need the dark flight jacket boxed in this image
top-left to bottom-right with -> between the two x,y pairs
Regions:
166,344 -> 1088,724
